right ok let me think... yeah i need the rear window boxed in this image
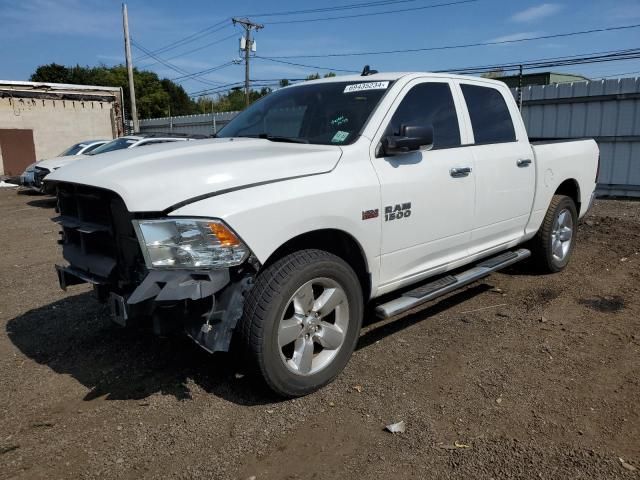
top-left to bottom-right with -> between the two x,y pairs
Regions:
461,84 -> 516,144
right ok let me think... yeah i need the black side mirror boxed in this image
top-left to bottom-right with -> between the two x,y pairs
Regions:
381,124 -> 434,156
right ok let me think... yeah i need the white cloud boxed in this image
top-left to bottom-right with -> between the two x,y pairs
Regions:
487,32 -> 541,43
511,3 -> 562,22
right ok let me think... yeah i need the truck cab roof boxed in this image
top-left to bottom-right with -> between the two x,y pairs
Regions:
294,71 -> 508,87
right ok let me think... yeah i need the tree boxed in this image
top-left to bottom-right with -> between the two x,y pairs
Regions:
161,79 -> 199,116
31,63 -> 71,84
193,87 -> 272,114
305,72 -> 336,81
30,63 -> 198,119
279,79 -> 290,87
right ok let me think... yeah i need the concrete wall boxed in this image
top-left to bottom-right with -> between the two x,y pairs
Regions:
0,97 -> 116,165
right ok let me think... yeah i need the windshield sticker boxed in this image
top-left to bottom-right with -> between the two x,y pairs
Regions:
344,81 -> 389,93
331,131 -> 350,143
331,115 -> 349,127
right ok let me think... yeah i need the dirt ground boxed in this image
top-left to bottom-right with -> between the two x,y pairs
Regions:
0,188 -> 639,480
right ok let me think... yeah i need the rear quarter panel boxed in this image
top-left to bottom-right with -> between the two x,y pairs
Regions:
525,139 -> 599,236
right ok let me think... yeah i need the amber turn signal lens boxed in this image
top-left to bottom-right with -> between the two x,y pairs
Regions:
207,222 -> 241,247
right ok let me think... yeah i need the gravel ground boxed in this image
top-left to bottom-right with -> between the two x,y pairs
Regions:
0,189 -> 639,480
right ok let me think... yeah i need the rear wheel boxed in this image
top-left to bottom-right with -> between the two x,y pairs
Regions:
530,195 -> 578,273
238,249 -> 363,397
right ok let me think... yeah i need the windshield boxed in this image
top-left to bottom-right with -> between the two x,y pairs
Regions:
82,142 -> 104,154
58,142 -> 85,156
217,81 -> 393,145
86,137 -> 138,155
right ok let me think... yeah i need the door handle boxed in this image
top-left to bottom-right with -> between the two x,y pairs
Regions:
450,167 -> 472,178
517,158 -> 532,167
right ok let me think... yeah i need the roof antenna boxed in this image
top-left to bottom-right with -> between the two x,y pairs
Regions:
361,65 -> 378,76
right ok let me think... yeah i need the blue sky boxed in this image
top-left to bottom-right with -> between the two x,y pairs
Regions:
1,0 -> 639,96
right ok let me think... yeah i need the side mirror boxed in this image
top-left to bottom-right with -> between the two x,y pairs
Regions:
381,124 -> 434,156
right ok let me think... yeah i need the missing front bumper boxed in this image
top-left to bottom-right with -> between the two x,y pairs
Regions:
55,264 -> 252,352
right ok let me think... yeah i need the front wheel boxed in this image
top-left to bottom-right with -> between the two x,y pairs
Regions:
530,194 -> 578,273
238,249 -> 363,397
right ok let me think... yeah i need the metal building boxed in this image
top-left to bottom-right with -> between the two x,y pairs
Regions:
497,71 -> 590,88
517,76 -> 640,197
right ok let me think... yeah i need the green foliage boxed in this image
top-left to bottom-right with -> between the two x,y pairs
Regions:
305,72 -> 337,81
31,63 -> 281,118
195,87 -> 273,114
30,63 -> 197,119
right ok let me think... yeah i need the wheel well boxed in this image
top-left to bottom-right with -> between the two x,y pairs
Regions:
555,179 -> 581,215
263,229 -> 371,301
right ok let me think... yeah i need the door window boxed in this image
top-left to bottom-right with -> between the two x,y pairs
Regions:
461,84 -> 516,144
384,82 -> 461,149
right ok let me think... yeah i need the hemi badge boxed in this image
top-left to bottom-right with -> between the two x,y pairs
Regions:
362,209 -> 379,220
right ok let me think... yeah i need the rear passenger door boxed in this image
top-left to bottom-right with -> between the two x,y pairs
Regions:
371,80 -> 476,291
458,82 -> 535,254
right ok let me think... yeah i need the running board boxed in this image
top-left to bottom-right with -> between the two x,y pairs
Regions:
375,248 -> 531,319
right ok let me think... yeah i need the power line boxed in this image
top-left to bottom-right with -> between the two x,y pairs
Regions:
189,81 -> 245,97
137,0 -> 474,68
189,49 -> 640,97
135,19 -> 232,61
244,0 -> 436,17
439,48 -> 640,75
188,78 -> 305,97
255,56 -> 360,73
262,0 -> 478,24
598,70 -> 640,79
138,31 -> 238,69
131,40 -> 224,87
266,23 -> 640,58
435,47 -> 640,74
170,61 -> 236,81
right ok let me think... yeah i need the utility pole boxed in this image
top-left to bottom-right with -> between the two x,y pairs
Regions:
232,18 -> 263,108
122,3 -> 139,132
517,64 -> 524,111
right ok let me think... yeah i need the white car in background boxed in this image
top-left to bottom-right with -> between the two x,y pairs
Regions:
20,139 -> 108,189
28,134 -> 205,193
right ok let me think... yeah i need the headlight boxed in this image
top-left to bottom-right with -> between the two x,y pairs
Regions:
133,218 -> 249,269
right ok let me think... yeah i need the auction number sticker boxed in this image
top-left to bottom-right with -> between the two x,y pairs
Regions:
344,81 -> 389,93
331,131 -> 350,143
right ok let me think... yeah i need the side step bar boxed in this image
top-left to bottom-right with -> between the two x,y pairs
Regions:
375,248 -> 531,319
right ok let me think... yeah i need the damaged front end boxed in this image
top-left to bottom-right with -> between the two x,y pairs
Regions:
52,182 -> 257,353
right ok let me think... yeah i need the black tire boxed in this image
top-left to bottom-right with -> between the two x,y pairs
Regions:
238,249 -> 363,397
530,194 -> 578,273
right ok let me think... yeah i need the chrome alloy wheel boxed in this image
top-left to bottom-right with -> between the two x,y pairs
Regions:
551,208 -> 574,261
278,277 -> 349,376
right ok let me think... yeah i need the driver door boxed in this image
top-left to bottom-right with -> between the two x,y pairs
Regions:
370,80 -> 476,292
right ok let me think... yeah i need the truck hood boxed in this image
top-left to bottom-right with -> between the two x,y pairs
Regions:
37,154 -> 87,171
46,138 -> 342,212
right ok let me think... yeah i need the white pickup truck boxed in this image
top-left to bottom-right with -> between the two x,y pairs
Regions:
47,72 -> 599,397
